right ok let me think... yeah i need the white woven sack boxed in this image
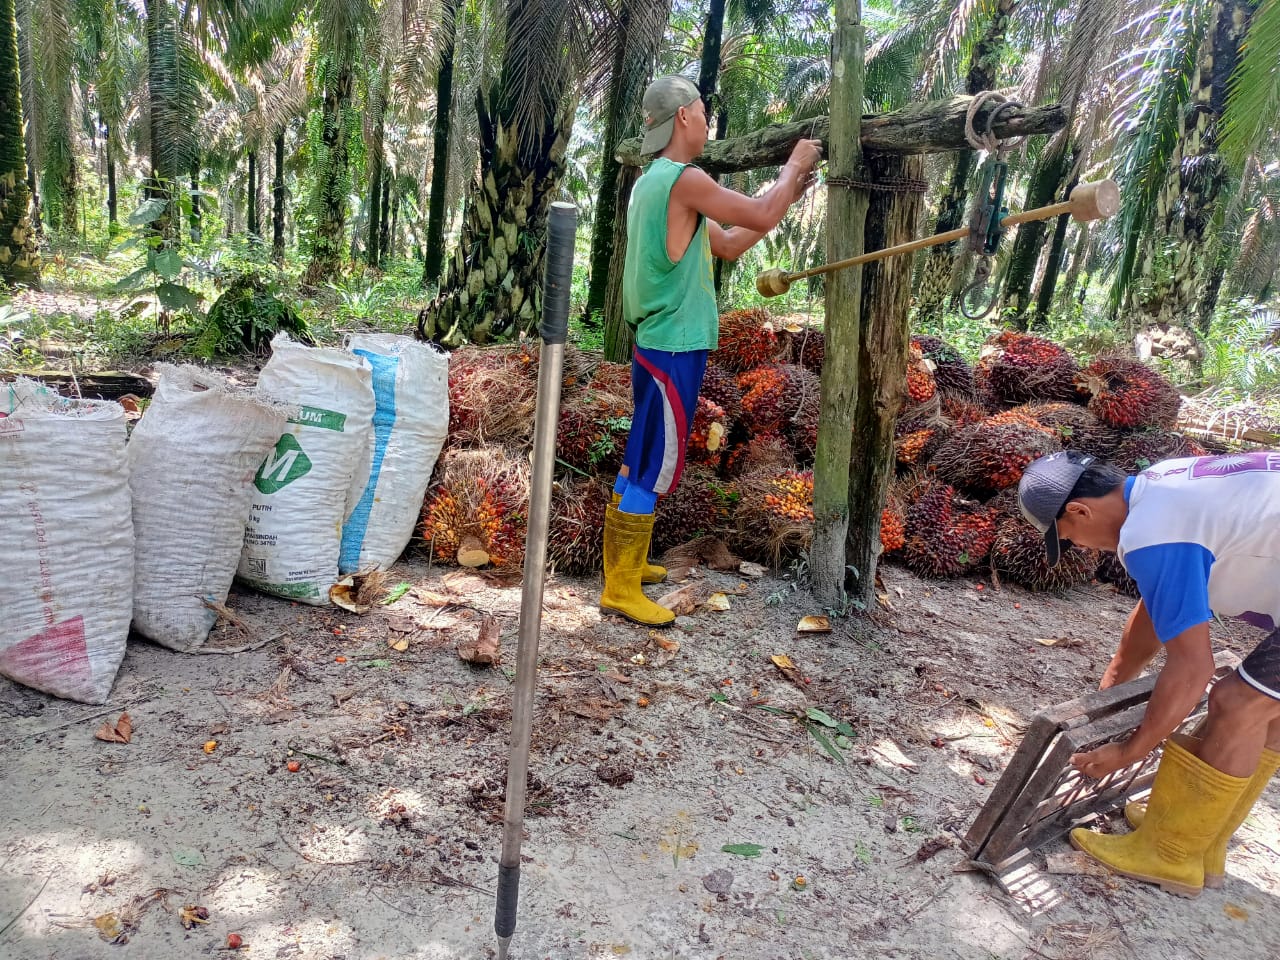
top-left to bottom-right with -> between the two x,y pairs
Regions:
128,365 -> 292,650
339,334 -> 449,572
237,335 -> 374,604
0,382 -> 133,703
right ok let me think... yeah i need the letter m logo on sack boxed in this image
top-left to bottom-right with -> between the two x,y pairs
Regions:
255,434 -> 313,493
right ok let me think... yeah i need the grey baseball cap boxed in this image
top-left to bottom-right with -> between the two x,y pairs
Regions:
641,75 -> 701,155
1017,450 -> 1096,567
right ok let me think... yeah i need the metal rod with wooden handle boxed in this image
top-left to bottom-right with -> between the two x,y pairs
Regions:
756,179 -> 1120,298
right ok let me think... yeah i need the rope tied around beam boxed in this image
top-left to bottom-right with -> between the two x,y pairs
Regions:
964,91 -> 1026,156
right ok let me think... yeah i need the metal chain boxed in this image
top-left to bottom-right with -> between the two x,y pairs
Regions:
826,175 -> 929,194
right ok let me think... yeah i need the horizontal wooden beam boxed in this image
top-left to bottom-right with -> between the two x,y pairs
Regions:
615,97 -> 1068,175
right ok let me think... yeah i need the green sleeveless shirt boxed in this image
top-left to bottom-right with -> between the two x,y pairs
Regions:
622,158 -> 719,352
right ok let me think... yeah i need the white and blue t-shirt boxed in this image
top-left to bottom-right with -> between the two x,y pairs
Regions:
1118,453 -> 1280,643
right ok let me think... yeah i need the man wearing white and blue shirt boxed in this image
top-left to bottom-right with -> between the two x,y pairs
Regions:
1017,450 -> 1280,897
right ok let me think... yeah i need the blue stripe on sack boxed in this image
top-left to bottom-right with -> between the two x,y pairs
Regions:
339,350 -> 400,572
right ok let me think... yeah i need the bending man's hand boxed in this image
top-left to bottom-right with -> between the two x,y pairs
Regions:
1071,740 -> 1138,780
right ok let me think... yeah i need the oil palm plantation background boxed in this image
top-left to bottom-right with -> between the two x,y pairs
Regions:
0,0 -> 1277,388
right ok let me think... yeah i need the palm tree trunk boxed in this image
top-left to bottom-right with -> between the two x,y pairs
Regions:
1002,144 -> 1071,326
419,85 -> 575,345
0,0 -> 40,287
378,176 -> 392,265
845,153 -> 924,607
366,151 -> 383,267
388,188 -> 399,261
1057,220 -> 1090,311
302,54 -> 356,285
585,0 -> 669,324
914,0 -> 1018,321
697,0 -> 726,110
272,128 -> 285,261
421,0 -> 458,287
1128,0 -> 1257,335
189,161 -> 200,243
247,149 -> 259,238
14,0 -> 38,234
1032,154 -> 1080,327
105,123 -> 117,226
603,165 -> 640,361
711,106 -> 731,298
145,0 -> 180,244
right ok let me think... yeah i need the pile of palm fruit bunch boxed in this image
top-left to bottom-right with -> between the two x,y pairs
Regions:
418,314 -> 1216,586
879,330 -> 1215,593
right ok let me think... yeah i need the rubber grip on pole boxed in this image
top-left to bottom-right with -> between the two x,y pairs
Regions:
495,863 -> 520,939
540,202 -> 577,345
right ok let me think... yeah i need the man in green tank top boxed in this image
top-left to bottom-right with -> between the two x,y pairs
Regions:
601,74 -> 821,627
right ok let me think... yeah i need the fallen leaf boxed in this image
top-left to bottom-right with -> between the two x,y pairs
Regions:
94,712 -> 133,744
458,614 -> 501,666
172,849 -> 204,867
1224,903 -> 1249,921
564,697 -> 623,722
703,593 -> 731,612
94,912 -> 125,943
771,654 -> 804,686
796,615 -> 831,634
329,577 -> 371,614
179,905 -> 210,929
657,582 -> 709,616
1034,636 -> 1083,648
721,843 -> 763,858
739,561 -> 766,578
653,635 -> 680,652
1045,851 -> 1110,877
914,837 -> 952,862
414,589 -> 454,607
382,582 -> 411,605
706,422 -> 725,452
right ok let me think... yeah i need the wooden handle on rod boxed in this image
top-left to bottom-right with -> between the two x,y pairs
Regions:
756,179 -> 1120,298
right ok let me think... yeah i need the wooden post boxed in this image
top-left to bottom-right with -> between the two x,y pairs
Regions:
844,152 -> 925,607
810,0 -> 868,608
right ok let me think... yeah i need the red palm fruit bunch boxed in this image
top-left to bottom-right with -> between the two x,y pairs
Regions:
689,396 -> 730,470
733,467 -> 814,565
653,468 -> 735,553
940,394 -> 989,428
790,326 -> 825,374
789,394 -> 821,464
893,412 -> 953,469
975,331 -> 1082,405
1075,357 -> 1182,430
447,346 -> 538,445
723,431 -> 796,478
1111,429 -> 1207,474
1095,552 -> 1139,597
711,308 -> 781,372
421,449 -> 529,566
587,360 -> 633,398
556,393 -> 631,474
902,481 -> 999,578
1012,402 -> 1122,458
911,334 -> 975,399
700,365 -> 744,426
989,515 -> 1096,592
547,476 -> 613,575
904,342 -> 938,407
931,415 -> 1061,498
738,363 -> 820,437
880,494 -> 906,554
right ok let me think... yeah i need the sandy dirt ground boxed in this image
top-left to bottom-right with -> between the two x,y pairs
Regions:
2,555 -> 1279,960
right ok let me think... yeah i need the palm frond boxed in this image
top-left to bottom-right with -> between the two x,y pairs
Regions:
1105,0 -> 1209,309
1221,0 -> 1280,173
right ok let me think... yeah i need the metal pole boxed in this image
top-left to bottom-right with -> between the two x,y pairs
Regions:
495,201 -> 577,960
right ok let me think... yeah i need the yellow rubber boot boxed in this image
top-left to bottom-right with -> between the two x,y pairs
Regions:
1070,737 -> 1249,897
610,495 -> 666,583
1127,742 -> 1280,889
599,509 -> 675,627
